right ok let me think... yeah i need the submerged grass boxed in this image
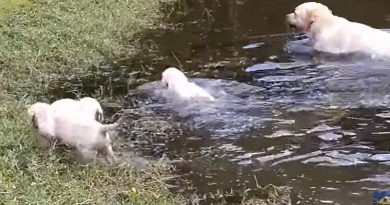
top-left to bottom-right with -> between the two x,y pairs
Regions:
0,0 -> 183,204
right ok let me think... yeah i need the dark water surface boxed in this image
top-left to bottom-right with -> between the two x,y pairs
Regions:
51,0 -> 390,204
136,1 -> 390,204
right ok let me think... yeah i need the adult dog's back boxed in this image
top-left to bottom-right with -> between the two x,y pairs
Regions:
287,2 -> 390,58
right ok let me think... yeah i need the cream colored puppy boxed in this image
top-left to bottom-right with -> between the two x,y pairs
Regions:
51,114 -> 121,163
161,67 -> 215,101
27,102 -> 55,141
28,102 -> 121,163
50,97 -> 103,122
79,97 -> 104,121
286,2 -> 390,58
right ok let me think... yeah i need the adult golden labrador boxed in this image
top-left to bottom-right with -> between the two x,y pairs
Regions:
286,2 -> 390,59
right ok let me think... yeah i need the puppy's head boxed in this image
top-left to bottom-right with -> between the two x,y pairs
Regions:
286,2 -> 332,33
79,97 -> 104,122
161,67 -> 188,89
27,102 -> 51,129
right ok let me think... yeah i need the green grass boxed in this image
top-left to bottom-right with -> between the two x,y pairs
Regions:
0,0 -> 183,204
0,95 -> 184,204
0,0 -> 33,22
0,0 -> 173,96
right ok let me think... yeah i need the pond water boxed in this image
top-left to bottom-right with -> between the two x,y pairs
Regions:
138,1 -> 390,204
50,0 -> 390,204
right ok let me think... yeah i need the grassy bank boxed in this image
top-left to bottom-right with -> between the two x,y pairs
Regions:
0,0 -> 174,96
0,0 -> 183,204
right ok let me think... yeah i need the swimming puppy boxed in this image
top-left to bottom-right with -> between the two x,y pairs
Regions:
50,97 -> 104,122
161,67 -> 215,101
286,2 -> 390,58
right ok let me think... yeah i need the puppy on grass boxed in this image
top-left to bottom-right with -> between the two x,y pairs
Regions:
286,2 -> 390,58
161,67 -> 215,101
50,97 -> 104,122
51,113 -> 121,163
28,102 -> 122,164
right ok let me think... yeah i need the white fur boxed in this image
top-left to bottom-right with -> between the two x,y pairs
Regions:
161,67 -> 215,101
286,2 -> 390,58
28,101 -> 119,164
50,97 -> 103,122
28,102 -> 55,141
52,114 -> 119,163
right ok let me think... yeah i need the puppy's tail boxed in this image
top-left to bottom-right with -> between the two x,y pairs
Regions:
99,116 -> 125,133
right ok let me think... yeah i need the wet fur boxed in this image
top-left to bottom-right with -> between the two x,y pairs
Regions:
286,2 -> 390,58
161,67 -> 215,101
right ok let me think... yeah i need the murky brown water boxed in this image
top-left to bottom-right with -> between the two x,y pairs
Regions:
137,1 -> 390,204
49,0 -> 390,204
142,1 -> 390,204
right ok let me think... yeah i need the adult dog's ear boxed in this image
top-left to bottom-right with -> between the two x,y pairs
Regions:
309,7 -> 332,24
32,115 -> 39,129
309,9 -> 319,25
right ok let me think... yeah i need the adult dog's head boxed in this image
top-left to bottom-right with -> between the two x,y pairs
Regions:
161,67 -> 188,89
286,2 -> 333,33
27,102 -> 51,129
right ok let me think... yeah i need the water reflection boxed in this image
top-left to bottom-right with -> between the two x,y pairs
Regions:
37,0 -> 390,204
135,1 -> 390,204
135,37 -> 390,203
137,79 -> 275,138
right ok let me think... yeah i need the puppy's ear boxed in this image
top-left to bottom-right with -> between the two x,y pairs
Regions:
95,111 -> 103,122
32,115 -> 39,129
161,79 -> 169,88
